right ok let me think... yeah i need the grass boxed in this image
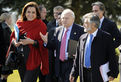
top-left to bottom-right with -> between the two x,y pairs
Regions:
7,70 -> 120,82
7,70 -> 39,82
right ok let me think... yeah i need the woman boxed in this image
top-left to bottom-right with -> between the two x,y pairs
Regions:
0,13 -> 13,82
7,2 -> 49,82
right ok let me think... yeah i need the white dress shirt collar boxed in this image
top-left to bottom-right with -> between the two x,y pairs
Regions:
56,20 -> 59,26
91,29 -> 98,38
64,24 -> 73,31
99,16 -> 104,29
100,16 -> 104,23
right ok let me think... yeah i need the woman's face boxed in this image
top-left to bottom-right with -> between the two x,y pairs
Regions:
25,7 -> 37,21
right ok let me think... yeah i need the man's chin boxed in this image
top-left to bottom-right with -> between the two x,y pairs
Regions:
84,29 -> 87,32
84,28 -> 91,32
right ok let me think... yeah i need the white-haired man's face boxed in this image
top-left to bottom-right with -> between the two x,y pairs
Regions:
83,19 -> 92,32
61,12 -> 74,28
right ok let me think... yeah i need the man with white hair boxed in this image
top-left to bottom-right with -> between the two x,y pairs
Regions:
40,9 -> 84,82
70,13 -> 118,82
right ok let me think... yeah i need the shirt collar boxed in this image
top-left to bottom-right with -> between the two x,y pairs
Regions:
64,24 -> 73,31
56,20 -> 58,25
2,22 -> 8,29
91,29 -> 98,37
100,16 -> 104,23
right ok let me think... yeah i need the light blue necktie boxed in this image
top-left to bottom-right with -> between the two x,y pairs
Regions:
85,34 -> 93,68
99,21 -> 102,29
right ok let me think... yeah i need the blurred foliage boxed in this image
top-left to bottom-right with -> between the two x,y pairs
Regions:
1,0 -> 121,24
115,48 -> 120,61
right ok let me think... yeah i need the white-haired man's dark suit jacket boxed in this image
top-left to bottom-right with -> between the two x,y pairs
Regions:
46,23 -> 84,81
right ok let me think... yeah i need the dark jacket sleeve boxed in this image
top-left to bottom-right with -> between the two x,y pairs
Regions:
32,40 -> 39,48
70,38 -> 80,79
47,20 -> 56,32
109,21 -> 121,48
0,24 -> 6,64
46,35 -> 56,50
107,34 -> 119,78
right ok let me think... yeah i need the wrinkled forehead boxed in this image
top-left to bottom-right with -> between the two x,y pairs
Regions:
83,18 -> 90,23
92,5 -> 100,10
61,12 -> 72,17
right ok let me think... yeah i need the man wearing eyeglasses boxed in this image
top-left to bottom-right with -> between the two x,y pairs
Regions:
92,1 -> 121,48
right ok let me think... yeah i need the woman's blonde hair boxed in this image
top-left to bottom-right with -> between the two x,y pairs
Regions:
0,13 -> 11,22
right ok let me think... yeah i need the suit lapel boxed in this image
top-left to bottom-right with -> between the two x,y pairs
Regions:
80,30 -> 102,66
95,29 -> 103,39
53,19 -> 56,27
58,26 -> 64,41
70,24 -> 77,39
101,18 -> 107,30
81,34 -> 88,64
